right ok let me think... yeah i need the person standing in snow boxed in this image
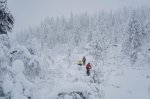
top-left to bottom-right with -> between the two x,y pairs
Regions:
82,56 -> 86,65
77,60 -> 83,70
86,63 -> 91,76
77,60 -> 83,66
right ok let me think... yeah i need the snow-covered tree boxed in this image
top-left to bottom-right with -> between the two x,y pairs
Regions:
0,1 -> 14,98
0,2 -> 14,35
8,45 -> 41,81
3,59 -> 33,99
124,11 -> 144,64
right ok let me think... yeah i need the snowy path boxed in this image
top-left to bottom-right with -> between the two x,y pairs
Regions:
103,66 -> 150,99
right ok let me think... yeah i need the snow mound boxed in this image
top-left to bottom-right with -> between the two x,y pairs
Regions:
49,82 -> 92,99
3,74 -> 14,94
12,59 -> 24,73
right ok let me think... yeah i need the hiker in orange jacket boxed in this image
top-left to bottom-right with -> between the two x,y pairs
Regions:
86,63 -> 91,76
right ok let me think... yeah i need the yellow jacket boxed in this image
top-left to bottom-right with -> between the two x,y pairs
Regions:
77,60 -> 83,65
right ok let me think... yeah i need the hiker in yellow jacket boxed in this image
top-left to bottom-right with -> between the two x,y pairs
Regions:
77,60 -> 83,70
77,60 -> 83,66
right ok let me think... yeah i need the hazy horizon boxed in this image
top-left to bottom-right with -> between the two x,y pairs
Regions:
8,0 -> 150,33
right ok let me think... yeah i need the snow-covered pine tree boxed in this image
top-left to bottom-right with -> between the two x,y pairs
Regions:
124,10 -> 144,64
0,0 -> 14,35
0,1 -> 14,98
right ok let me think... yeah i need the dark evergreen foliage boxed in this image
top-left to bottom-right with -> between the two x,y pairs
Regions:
0,2 -> 14,35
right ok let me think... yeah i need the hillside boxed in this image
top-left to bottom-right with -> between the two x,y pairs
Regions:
0,7 -> 150,99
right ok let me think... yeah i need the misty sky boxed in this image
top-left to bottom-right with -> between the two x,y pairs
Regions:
8,0 -> 150,33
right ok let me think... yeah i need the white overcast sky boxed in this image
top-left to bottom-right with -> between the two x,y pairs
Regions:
8,0 -> 150,33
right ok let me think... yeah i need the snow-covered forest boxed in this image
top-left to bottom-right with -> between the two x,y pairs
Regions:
1,1 -> 150,99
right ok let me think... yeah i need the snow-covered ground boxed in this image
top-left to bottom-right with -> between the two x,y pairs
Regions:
1,7 -> 150,99
29,45 -> 150,99
102,65 -> 150,99
1,39 -> 150,99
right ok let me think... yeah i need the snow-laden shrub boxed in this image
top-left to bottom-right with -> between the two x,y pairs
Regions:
0,34 -> 10,97
89,40 -> 106,63
91,69 -> 104,84
0,81 -> 4,97
32,82 -> 96,99
3,59 -> 34,99
0,34 -> 10,48
0,34 -> 9,68
26,38 -> 42,55
2,74 -> 13,97
7,45 -> 41,81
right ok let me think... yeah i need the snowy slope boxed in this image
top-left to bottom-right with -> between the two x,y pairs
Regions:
30,44 -> 150,99
102,65 -> 150,99
1,36 -> 149,99
1,7 -> 150,99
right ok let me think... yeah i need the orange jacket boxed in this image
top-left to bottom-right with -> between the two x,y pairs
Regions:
86,63 -> 91,70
